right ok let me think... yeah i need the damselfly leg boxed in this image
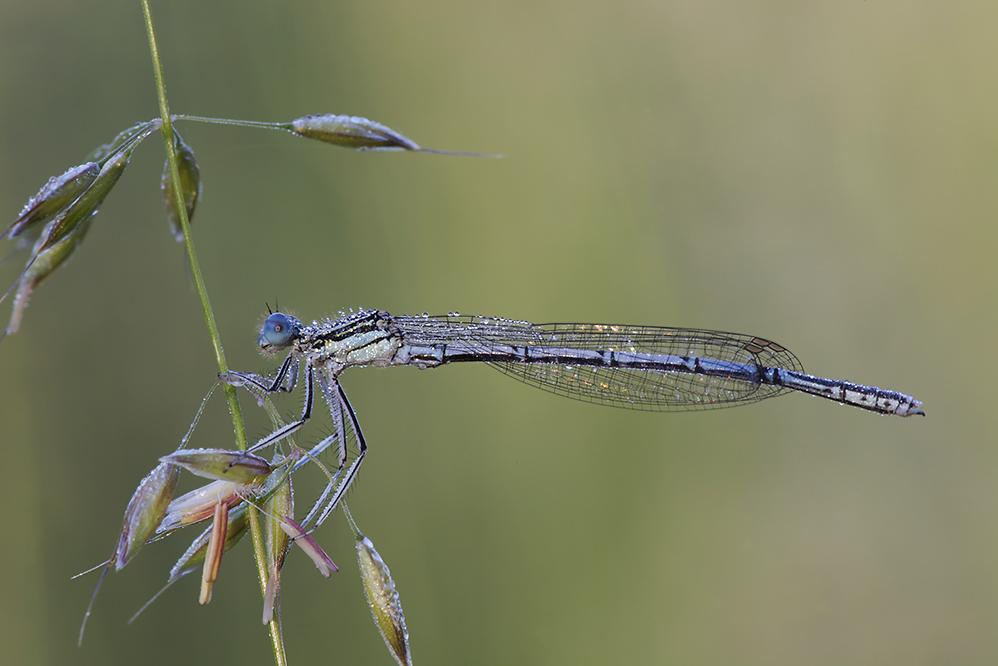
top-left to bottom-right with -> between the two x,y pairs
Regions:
222,358 -> 366,528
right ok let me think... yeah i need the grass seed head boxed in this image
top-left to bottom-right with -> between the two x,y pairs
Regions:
4,162 -> 100,240
161,448 -> 272,484
356,533 -> 412,666
114,462 -> 180,571
161,130 -> 202,242
290,114 -> 421,151
261,472 -> 294,624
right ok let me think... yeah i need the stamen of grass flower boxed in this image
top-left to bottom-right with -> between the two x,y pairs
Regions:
278,516 -> 337,578
199,501 -> 229,605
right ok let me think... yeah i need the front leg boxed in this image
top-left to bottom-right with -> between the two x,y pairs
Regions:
220,351 -> 299,396
221,361 -> 315,455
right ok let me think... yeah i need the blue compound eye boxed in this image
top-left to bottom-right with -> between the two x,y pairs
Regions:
259,313 -> 297,349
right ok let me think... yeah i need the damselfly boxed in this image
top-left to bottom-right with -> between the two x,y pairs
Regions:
222,309 -> 923,526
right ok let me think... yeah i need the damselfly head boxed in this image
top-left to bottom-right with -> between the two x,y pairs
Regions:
258,312 -> 301,352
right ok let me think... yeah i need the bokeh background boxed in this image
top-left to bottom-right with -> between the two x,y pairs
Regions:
1,2 -> 995,665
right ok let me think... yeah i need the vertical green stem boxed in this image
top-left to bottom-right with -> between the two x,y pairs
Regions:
140,3 -> 284,664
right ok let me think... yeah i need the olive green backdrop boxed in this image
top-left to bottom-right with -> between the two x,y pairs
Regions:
0,2 -> 994,665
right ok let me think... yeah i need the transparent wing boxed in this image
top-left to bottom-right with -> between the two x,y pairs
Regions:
395,316 -> 805,412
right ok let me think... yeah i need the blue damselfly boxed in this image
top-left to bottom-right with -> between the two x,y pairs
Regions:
223,309 -> 923,526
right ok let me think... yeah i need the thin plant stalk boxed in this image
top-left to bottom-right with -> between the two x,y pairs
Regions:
140,3 -> 285,665
173,114 -> 288,131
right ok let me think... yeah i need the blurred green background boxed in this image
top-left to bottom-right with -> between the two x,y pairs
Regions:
0,2 -> 995,665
